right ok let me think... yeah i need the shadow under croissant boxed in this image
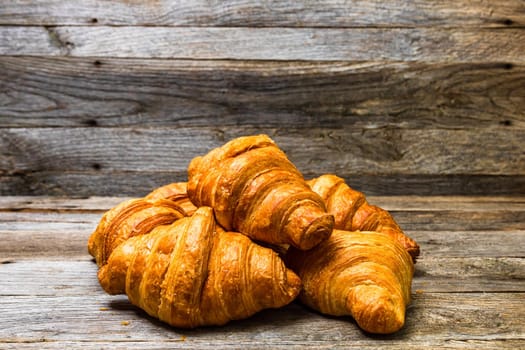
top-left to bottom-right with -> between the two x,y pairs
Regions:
106,298 -> 413,339
296,302 -> 414,341
105,299 -> 312,332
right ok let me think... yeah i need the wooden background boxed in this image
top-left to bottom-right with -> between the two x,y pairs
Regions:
1,0 -> 524,197
0,1 -> 524,349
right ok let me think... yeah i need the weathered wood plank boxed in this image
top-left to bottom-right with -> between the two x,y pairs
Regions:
0,260 -> 101,296
2,257 -> 524,296
2,211 -> 524,259
0,293 -> 523,343
371,196 -> 525,211
1,195 -> 523,212
2,340 -> 523,350
4,228 -> 523,260
413,257 -> 525,292
0,195 -> 523,348
0,196 -> 132,212
1,127 -> 523,195
2,57 -> 524,129
3,173 -> 524,197
1,0 -> 524,28
390,210 -> 525,231
0,222 -> 93,259
2,207 -> 522,233
1,127 -> 523,176
413,231 -> 525,258
1,26 -> 524,62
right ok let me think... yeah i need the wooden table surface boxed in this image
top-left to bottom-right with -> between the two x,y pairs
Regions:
1,0 -> 524,348
1,195 -> 524,349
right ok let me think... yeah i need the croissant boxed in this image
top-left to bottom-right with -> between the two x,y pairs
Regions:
98,206 -> 302,328
307,174 -> 420,261
285,229 -> 414,334
187,134 -> 334,250
145,182 -> 197,216
88,198 -> 186,266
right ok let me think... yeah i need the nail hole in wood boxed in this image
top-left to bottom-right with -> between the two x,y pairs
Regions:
503,19 -> 514,26
84,119 -> 98,127
503,63 -> 513,70
92,163 -> 102,170
500,120 -> 512,126
93,60 -> 102,67
91,18 -> 98,24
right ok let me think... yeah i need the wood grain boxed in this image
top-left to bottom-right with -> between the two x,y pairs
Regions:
1,195 -> 523,259
1,125 -> 523,196
1,127 -> 522,173
0,195 -> 523,349
1,26 -> 524,62
1,0 -> 524,27
5,228 -> 523,260
0,196 -> 132,212
1,57 -> 524,129
1,208 -> 523,234
0,293 -> 523,345
2,0 -> 524,348
2,258 -> 524,296
4,173 -> 524,197
1,340 -> 523,350
2,195 -> 523,212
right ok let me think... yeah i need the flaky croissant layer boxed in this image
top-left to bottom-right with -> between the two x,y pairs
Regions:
98,207 -> 302,328
307,174 -> 420,261
285,229 -> 414,334
187,134 -> 334,250
145,182 -> 198,216
88,198 -> 186,267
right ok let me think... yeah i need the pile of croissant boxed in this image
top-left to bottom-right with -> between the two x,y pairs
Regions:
88,134 -> 420,334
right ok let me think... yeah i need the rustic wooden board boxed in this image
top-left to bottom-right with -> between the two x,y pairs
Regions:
0,196 -> 132,211
5,228 -> 524,260
1,207 -> 523,233
0,195 -> 523,349
1,0 -> 524,27
5,226 -> 525,259
1,195 -> 524,260
1,55 -> 523,197
0,293 -> 523,346
2,257 -> 524,295
1,127 -> 523,175
2,57 -> 523,128
2,0 -> 524,347
3,173 -> 524,197
1,127 -> 523,196
1,26 -> 524,62
1,340 -> 523,350
1,195 -> 524,212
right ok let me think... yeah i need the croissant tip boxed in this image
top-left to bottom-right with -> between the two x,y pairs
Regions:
348,286 -> 406,334
294,214 -> 334,250
285,269 -> 303,299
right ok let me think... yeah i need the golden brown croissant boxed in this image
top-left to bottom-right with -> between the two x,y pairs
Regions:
285,229 -> 414,334
88,198 -> 186,266
145,182 -> 197,216
98,206 -> 302,328
187,134 -> 334,250
307,174 -> 420,261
